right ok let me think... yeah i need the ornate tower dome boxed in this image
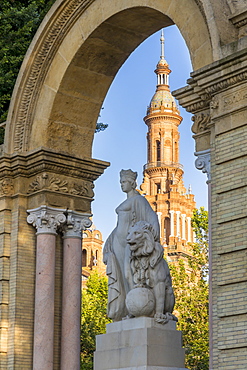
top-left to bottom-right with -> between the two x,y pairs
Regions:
147,30 -> 180,116
142,30 -> 183,176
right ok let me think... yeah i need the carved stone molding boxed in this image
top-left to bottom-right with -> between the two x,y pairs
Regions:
230,12 -> 247,28
0,178 -> 14,196
229,2 -> 247,35
13,0 -> 95,153
27,173 -> 94,198
226,0 -> 247,14
194,0 -> 207,24
191,112 -> 211,134
210,96 -> 219,109
0,148 -> 108,194
62,210 -> 92,238
204,71 -> 247,96
173,49 -> 247,116
195,150 -> 211,182
27,205 -> 67,235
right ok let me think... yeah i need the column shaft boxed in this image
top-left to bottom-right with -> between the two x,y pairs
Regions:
181,214 -> 186,240
187,217 -> 191,242
60,237 -> 82,370
60,211 -> 91,370
170,210 -> 174,237
176,211 -> 180,237
27,205 -> 66,370
33,234 -> 56,370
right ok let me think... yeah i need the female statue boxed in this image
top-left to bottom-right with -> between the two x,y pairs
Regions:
103,169 -> 160,321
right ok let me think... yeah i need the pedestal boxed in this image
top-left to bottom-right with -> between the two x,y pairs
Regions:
94,317 -> 188,370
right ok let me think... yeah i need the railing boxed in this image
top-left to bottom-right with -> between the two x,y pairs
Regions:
144,161 -> 183,171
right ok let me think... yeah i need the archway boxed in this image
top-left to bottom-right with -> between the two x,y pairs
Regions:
4,0 -> 213,157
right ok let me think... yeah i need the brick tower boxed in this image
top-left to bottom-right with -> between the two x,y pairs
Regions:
141,30 -> 196,267
82,223 -> 105,286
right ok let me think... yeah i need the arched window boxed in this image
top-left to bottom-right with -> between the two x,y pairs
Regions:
82,249 -> 87,267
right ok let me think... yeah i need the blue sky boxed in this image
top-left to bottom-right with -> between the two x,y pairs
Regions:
91,25 -> 208,241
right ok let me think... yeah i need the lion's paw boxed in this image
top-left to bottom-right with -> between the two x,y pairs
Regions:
154,312 -> 178,324
154,312 -> 169,324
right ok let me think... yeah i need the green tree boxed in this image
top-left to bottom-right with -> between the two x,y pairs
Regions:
95,107 -> 108,133
170,207 -> 209,370
81,271 -> 111,370
0,1 -> 55,124
0,0 -> 107,145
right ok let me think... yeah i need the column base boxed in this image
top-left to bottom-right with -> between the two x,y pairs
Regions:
94,317 -> 188,370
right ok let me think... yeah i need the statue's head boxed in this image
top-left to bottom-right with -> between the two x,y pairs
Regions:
120,169 -> 137,192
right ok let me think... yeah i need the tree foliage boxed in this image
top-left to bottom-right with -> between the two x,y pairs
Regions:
0,0 -> 55,124
170,206 -> 209,370
0,0 -> 107,145
81,271 -> 111,370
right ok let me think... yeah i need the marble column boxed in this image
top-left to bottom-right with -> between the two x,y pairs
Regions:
157,211 -> 162,237
176,210 -> 180,238
169,210 -> 174,237
27,206 -> 66,370
181,214 -> 186,240
187,216 -> 191,242
60,210 -> 92,370
195,149 -> 211,368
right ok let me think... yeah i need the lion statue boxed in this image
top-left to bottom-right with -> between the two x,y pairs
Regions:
126,220 -> 177,324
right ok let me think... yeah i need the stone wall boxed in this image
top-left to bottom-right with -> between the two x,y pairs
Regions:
174,46 -> 247,370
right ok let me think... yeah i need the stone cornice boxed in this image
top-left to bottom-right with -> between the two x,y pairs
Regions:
173,49 -> 247,114
229,9 -> 247,29
0,148 -> 109,181
11,0 -> 95,153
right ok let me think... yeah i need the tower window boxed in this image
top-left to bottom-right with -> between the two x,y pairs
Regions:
156,183 -> 161,193
82,249 -> 87,267
156,140 -> 161,162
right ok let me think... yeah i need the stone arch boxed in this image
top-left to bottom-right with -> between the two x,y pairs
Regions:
4,0 -> 217,157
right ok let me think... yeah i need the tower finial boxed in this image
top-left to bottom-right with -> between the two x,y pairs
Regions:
160,29 -> 165,60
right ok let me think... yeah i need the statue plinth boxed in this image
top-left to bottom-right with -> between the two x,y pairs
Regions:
94,317 -> 188,370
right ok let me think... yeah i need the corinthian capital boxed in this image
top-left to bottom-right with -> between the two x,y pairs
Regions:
195,150 -> 211,183
27,205 -> 66,234
63,210 -> 92,239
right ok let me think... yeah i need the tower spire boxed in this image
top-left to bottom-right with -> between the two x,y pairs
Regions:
160,29 -> 165,60
155,29 -> 171,87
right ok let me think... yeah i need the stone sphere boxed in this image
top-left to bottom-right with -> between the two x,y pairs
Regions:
126,287 -> 155,317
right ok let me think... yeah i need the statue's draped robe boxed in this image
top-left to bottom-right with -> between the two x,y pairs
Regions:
103,193 -> 159,321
